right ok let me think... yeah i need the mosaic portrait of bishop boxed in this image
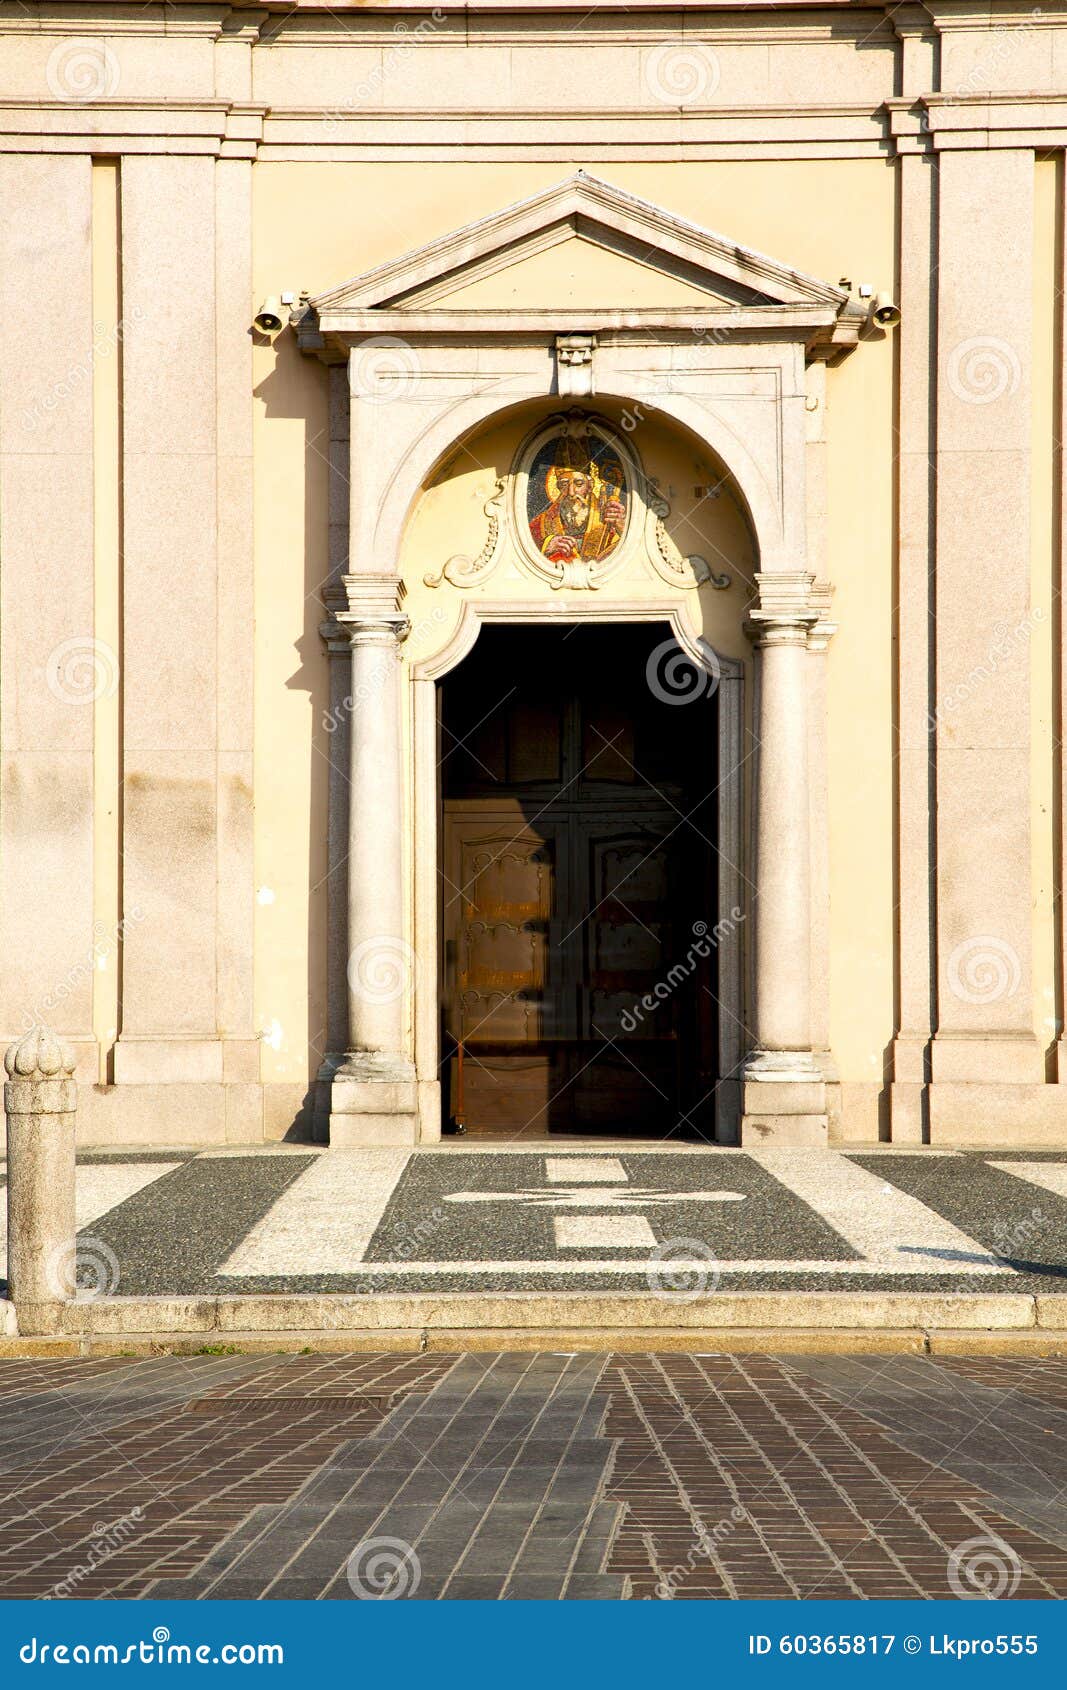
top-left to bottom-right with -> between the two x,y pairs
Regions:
527,431 -> 628,565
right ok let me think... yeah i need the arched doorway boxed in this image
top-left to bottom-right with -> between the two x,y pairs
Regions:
309,173 -> 857,1147
438,622 -> 720,1139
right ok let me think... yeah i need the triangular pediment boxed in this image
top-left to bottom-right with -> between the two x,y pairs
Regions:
310,173 -> 849,319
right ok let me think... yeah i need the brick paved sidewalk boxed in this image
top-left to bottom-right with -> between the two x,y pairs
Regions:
0,1351 -> 1065,1600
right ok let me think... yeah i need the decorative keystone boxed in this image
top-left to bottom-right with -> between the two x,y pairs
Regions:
555,333 -> 596,399
4,1026 -> 77,1116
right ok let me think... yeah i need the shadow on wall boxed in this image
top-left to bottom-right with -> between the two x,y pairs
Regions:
253,327 -> 331,1139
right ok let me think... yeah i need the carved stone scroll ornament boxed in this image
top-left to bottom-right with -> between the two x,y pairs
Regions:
424,478 -> 506,589
644,478 -> 731,591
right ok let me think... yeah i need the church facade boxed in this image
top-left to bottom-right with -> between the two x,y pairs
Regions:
1,0 -> 1064,1149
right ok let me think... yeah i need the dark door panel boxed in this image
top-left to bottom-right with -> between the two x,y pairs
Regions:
440,626 -> 718,1138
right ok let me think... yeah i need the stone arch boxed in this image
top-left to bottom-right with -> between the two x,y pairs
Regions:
372,384 -> 778,578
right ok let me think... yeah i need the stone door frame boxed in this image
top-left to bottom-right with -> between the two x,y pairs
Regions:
410,599 -> 746,1144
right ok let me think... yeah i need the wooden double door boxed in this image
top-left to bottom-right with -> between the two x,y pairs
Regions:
440,626 -> 718,1138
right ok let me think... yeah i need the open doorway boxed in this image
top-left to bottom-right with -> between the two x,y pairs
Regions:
438,623 -> 720,1138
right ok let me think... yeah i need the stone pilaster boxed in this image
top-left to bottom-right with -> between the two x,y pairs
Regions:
0,157 -> 96,1076
930,149 -> 1042,1106
113,155 -> 221,1086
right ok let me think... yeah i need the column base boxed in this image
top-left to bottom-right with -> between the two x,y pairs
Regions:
327,1052 -> 418,1147
740,1050 -> 828,1146
12,1300 -> 66,1338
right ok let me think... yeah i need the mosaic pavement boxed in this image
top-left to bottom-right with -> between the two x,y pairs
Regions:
1,1146 -> 1065,1297
0,1350 -> 1066,1600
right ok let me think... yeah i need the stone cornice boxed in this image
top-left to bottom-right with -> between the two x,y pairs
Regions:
0,3 -> 237,36
889,90 -> 1067,148
5,0 -> 896,12
8,92 -> 1063,159
919,1 -> 1067,28
0,98 -> 265,155
6,0 -> 1067,33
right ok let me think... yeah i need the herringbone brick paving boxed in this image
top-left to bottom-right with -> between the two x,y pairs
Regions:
0,1351 -> 1063,1600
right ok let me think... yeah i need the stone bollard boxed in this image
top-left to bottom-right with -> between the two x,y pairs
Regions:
4,1027 -> 77,1336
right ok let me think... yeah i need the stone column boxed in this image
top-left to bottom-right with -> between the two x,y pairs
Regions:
326,577 -> 418,1146
4,1028 -> 76,1337
742,575 -> 827,1145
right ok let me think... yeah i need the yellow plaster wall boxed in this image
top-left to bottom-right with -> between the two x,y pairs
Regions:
251,327 -> 331,1087
251,158 -> 898,1104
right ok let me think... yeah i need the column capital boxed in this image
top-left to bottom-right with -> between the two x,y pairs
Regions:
744,570 -> 827,647
320,574 -> 410,652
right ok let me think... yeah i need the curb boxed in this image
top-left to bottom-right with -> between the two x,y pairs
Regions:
2,1291 -> 1066,1354
2,1327 -> 1067,1358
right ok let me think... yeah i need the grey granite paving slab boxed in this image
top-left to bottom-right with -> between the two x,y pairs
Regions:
147,1352 -> 628,1601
